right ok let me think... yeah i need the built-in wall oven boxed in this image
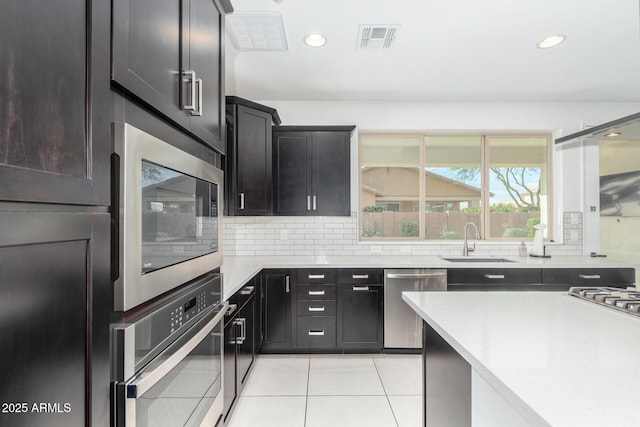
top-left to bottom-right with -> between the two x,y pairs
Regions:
113,123 -> 224,311
113,273 -> 227,427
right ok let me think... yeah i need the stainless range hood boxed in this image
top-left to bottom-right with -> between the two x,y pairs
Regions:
555,112 -> 640,144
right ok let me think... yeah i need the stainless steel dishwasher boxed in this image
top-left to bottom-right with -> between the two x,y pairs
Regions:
384,269 -> 447,349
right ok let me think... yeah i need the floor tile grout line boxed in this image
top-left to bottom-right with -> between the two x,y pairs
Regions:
304,354 -> 310,427
372,356 -> 401,427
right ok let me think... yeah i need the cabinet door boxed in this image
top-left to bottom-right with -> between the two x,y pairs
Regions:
311,132 -> 351,216
0,210 -> 110,427
185,0 -> 225,153
235,106 -> 273,215
262,270 -> 292,351
112,0 -> 188,131
337,285 -> 383,352
274,133 -> 311,215
223,318 -> 238,422
0,0 -> 110,205
236,297 -> 255,386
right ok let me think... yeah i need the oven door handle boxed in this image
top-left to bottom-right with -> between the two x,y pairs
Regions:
125,301 -> 228,399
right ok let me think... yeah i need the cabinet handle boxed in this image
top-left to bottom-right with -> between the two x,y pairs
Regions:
313,195 -> 317,210
183,70 -> 197,111
230,318 -> 243,344
190,78 -> 203,116
386,272 -> 446,279
484,274 -> 505,279
352,274 -> 369,279
240,285 -> 255,295
285,276 -> 290,293
308,290 -> 325,296
239,193 -> 245,210
307,195 -> 311,211
308,306 -> 325,312
579,274 -> 601,279
308,274 -> 325,279
240,318 -> 246,342
308,330 -> 325,336
352,286 -> 370,291
225,303 -> 238,316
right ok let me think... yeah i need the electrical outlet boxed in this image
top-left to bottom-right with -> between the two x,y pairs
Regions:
570,230 -> 579,241
280,229 -> 288,240
570,213 -> 579,225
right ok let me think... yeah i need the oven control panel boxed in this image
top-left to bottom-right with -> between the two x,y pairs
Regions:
170,289 -> 209,333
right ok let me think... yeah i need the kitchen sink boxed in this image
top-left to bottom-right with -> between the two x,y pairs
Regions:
441,257 -> 516,263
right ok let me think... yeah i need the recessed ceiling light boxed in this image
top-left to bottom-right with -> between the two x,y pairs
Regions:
304,33 -> 326,47
604,131 -> 622,137
537,34 -> 566,49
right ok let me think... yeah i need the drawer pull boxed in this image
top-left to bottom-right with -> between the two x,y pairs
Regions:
352,286 -> 370,291
308,290 -> 325,296
352,274 -> 369,279
308,306 -> 325,312
240,285 -> 255,295
579,274 -> 601,279
484,274 -> 505,279
308,274 -> 325,279
308,330 -> 325,336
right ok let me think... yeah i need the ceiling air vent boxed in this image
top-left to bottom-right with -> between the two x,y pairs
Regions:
227,13 -> 289,51
357,24 -> 400,49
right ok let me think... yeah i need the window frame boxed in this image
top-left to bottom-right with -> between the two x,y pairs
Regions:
358,132 -> 554,242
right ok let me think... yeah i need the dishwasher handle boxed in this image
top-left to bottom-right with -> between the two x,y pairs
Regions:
386,272 -> 447,279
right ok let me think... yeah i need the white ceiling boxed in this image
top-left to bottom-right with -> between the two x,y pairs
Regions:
225,0 -> 640,102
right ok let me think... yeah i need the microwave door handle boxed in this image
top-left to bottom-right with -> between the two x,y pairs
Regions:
125,301 -> 228,398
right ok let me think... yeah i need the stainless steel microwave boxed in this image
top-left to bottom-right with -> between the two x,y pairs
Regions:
113,123 -> 223,311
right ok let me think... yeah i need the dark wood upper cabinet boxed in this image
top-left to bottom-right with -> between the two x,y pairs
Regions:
225,97 -> 281,216
112,0 -> 231,154
273,126 -> 354,216
0,0 -> 110,205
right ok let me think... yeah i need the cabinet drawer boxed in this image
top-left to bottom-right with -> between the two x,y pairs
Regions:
295,284 -> 336,300
447,268 -> 542,285
296,269 -> 336,284
337,269 -> 383,285
542,268 -> 635,286
297,299 -> 337,316
296,316 -> 336,348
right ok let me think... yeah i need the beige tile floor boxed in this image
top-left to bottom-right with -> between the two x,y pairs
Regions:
226,354 -> 422,427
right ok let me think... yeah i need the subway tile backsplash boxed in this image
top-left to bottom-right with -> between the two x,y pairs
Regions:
223,213 -> 584,257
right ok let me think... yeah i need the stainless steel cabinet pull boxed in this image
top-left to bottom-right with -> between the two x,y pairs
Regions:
239,318 -> 246,342
240,285 -> 255,295
285,276 -> 290,293
308,290 -> 325,296
183,70 -> 197,111
230,318 -> 243,344
190,78 -> 203,116
226,303 -> 238,316
484,274 -> 505,279
239,193 -> 245,210
308,274 -> 325,279
312,195 -> 317,210
386,273 -> 447,279
307,196 -> 311,210
352,286 -> 370,291
579,274 -> 601,279
308,330 -> 325,336
352,274 -> 369,279
308,306 -> 325,312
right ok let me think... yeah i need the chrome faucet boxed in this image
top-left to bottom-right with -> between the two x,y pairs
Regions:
463,222 -> 481,256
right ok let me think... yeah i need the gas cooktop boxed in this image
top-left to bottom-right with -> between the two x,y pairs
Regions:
568,287 -> 640,317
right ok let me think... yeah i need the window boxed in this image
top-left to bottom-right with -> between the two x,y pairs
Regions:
359,133 -> 552,241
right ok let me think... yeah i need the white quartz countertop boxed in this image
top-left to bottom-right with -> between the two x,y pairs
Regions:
402,291 -> 640,427
221,255 -> 633,299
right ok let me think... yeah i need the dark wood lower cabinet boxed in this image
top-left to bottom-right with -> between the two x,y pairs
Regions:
223,288 -> 256,422
0,209 -> 110,427
261,270 -> 292,352
337,284 -> 384,352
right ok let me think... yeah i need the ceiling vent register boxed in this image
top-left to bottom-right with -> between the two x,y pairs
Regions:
227,13 -> 289,51
358,25 -> 400,49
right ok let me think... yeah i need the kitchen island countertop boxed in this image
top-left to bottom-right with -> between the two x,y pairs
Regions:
402,291 -> 640,426
221,254 -> 634,300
